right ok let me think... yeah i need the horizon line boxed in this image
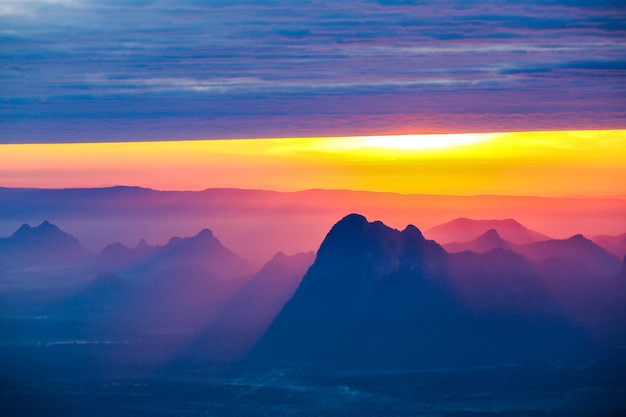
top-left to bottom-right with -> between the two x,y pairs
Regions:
2,184 -> 625,201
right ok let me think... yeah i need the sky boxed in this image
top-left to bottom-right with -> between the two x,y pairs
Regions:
1,0 -> 625,143
1,130 -> 625,197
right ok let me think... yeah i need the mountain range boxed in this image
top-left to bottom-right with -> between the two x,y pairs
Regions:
2,186 -> 625,265
444,229 -> 622,276
1,215 -> 625,371
0,221 -> 92,270
426,217 -> 550,245
252,214 -> 626,369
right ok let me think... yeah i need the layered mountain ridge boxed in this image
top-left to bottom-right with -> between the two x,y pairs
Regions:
252,214 -> 626,369
2,216 -> 625,371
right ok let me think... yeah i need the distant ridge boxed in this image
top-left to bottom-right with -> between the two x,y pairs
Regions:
91,228 -> 253,280
441,228 -> 621,276
514,234 -> 621,276
1,187 -> 624,264
444,228 -> 512,253
593,232 -> 626,258
426,218 -> 549,245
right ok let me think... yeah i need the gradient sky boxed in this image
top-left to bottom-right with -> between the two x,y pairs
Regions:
1,0 -> 625,143
1,130 -> 624,197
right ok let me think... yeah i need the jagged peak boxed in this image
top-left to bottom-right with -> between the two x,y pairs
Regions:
566,234 -> 590,243
328,214 -> 429,242
13,220 -> 63,238
324,213 -> 370,238
272,251 -> 287,260
103,242 -> 130,251
500,218 -> 523,226
479,228 -> 502,240
402,224 -> 425,240
136,238 -> 150,249
165,228 -> 217,247
14,223 -> 32,235
196,228 -> 214,239
37,220 -> 59,231
337,213 -> 368,227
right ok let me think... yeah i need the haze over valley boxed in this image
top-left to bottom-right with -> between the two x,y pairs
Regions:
1,194 -> 625,416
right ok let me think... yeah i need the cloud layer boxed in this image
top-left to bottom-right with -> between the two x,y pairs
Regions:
1,0 -> 625,142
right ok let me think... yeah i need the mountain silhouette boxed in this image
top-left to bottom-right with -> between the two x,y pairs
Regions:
3,187 -> 623,267
91,228 -> 253,281
444,228 -> 512,253
426,218 -> 549,245
513,234 -> 621,276
57,228 -> 255,331
91,239 -> 155,273
251,214 -> 601,369
140,228 -> 253,280
0,221 -> 92,270
444,230 -> 621,276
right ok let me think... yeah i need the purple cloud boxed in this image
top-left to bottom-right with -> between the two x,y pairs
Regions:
0,0 -> 625,142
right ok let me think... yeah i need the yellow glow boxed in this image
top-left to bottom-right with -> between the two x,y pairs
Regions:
356,133 -> 493,150
0,130 -> 625,197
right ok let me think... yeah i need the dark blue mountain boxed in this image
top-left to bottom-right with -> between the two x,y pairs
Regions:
0,221 -> 92,270
251,214 -> 606,370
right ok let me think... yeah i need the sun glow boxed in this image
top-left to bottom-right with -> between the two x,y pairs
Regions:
0,130 -> 624,197
355,133 -> 494,150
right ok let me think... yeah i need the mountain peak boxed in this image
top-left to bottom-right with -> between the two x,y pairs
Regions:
301,214 -> 447,296
2,221 -> 91,268
197,228 -> 214,239
473,229 -> 509,247
482,228 -> 501,239
443,227 -> 511,254
567,234 -> 589,243
12,220 -> 61,239
150,227 -> 253,280
13,223 -> 32,237
402,224 -> 424,240
272,251 -> 287,261
426,217 -> 549,245
168,236 -> 183,245
334,213 -> 368,230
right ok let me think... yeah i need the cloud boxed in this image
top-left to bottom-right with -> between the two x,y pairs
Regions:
0,0 -> 625,142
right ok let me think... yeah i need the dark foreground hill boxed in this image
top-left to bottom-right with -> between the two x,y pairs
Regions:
251,214 -> 626,370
